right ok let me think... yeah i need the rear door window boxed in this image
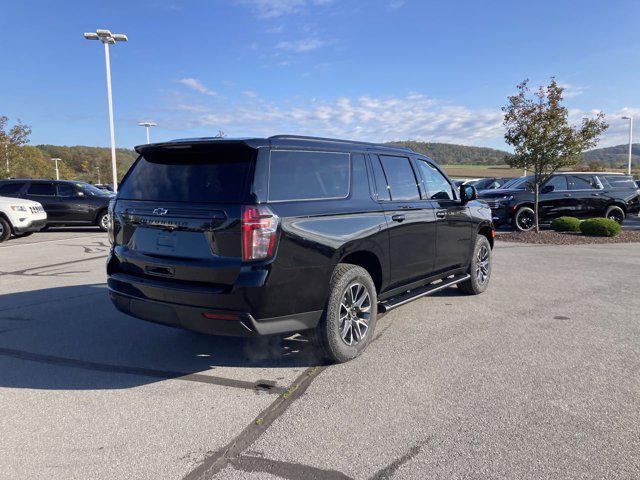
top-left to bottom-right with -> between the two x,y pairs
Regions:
268,150 -> 350,201
567,175 -> 597,190
378,155 -> 420,201
27,183 -> 55,196
118,144 -> 255,203
369,155 -> 391,201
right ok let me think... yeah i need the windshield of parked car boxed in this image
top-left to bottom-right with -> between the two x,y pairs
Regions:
80,183 -> 111,196
500,175 -> 533,190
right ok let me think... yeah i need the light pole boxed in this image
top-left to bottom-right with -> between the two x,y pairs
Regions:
51,158 -> 61,180
84,29 -> 128,192
138,121 -> 157,144
622,116 -> 634,175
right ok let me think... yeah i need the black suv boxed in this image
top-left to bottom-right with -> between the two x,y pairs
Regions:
107,136 -> 494,362
479,172 -> 640,231
0,179 -> 113,231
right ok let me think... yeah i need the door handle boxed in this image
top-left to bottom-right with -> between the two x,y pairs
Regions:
563,193 -> 572,197
436,210 -> 447,219
391,214 -> 406,222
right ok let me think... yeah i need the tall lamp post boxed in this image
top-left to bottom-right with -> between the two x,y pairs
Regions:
622,116 -> 633,175
51,158 -> 61,180
138,121 -> 157,144
83,29 -> 128,192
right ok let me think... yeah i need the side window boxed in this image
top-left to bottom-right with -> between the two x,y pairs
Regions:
268,150 -> 350,201
27,183 -> 55,196
0,182 -> 25,195
57,184 -> 77,197
543,175 -> 568,191
369,154 -> 391,201
567,175 -> 596,190
378,155 -> 420,201
415,159 -> 454,200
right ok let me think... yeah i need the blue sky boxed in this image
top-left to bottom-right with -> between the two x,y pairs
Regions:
2,0 -> 640,150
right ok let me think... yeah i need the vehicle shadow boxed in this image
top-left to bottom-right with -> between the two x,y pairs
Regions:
0,284 -> 323,391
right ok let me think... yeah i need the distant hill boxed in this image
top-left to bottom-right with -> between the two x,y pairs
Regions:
582,143 -> 640,168
385,141 -> 511,165
36,145 -> 138,183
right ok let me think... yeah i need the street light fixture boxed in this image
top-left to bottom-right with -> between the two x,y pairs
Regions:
84,29 -> 128,192
138,121 -> 157,144
622,116 -> 634,175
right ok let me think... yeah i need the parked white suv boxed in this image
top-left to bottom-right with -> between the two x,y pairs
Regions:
0,195 -> 47,242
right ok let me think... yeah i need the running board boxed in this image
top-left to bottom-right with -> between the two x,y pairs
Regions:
378,273 -> 471,313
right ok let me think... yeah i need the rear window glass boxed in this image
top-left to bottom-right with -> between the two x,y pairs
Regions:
268,151 -> 350,201
0,183 -> 25,195
118,144 -> 255,203
600,175 -> 636,189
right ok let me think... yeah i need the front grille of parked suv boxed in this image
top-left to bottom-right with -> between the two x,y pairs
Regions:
486,201 -> 501,209
29,206 -> 44,214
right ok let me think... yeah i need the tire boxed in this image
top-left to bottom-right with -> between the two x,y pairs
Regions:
309,263 -> 378,363
512,206 -> 535,232
0,217 -> 12,243
97,211 -> 110,232
458,235 -> 492,295
605,205 -> 625,224
13,232 -> 34,238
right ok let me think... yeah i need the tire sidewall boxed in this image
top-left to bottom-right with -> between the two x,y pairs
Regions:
321,265 -> 377,363
97,211 -> 109,232
465,236 -> 492,294
513,207 -> 535,232
605,206 -> 625,224
0,217 -> 11,242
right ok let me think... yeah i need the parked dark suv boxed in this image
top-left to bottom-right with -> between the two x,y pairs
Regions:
0,179 -> 113,231
107,136 -> 494,362
479,172 -> 640,231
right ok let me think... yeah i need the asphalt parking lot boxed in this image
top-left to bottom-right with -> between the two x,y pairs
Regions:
1,229 -> 639,479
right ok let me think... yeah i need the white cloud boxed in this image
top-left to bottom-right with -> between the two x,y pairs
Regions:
243,90 -> 259,98
165,93 -> 506,145
236,0 -> 334,18
387,0 -> 406,10
177,78 -> 217,97
559,82 -> 587,99
276,37 -> 331,53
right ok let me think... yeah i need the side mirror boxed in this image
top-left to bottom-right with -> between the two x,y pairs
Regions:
540,185 -> 554,194
460,184 -> 477,203
77,191 -> 85,197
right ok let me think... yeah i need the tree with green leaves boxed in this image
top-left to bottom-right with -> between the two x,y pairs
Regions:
502,78 -> 609,232
0,116 -> 32,179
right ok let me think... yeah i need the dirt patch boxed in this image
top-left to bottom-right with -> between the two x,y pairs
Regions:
496,230 -> 640,245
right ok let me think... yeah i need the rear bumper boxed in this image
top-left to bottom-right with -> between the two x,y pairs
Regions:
107,273 -> 322,337
13,218 -> 47,234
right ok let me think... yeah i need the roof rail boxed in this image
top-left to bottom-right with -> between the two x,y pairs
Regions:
268,135 -> 414,152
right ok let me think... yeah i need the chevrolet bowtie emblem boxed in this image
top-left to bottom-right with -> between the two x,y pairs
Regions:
152,208 -> 169,215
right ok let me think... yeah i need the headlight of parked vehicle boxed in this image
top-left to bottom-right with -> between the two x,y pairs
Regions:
10,205 -> 28,212
497,195 -> 514,202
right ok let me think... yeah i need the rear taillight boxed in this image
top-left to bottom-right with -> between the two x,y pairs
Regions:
242,205 -> 279,261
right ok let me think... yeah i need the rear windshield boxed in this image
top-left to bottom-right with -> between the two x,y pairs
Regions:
118,144 -> 255,203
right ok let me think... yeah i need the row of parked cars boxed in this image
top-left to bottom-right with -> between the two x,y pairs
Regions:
0,179 -> 114,242
467,173 -> 640,231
